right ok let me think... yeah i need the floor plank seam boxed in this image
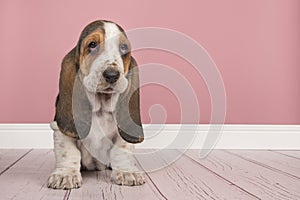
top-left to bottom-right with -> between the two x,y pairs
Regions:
182,151 -> 261,200
224,150 -> 300,180
144,171 -> 168,200
272,151 -> 300,161
63,189 -> 71,200
0,149 -> 33,176
135,157 -> 168,200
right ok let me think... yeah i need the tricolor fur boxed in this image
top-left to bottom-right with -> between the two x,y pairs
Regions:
47,20 -> 145,189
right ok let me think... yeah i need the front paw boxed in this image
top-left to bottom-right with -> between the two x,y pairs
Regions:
111,170 -> 146,186
47,169 -> 82,189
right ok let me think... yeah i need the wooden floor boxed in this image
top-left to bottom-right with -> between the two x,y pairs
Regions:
0,149 -> 300,200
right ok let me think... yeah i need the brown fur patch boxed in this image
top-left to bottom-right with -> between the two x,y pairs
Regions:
79,30 -> 105,75
116,56 -> 144,143
62,152 -> 67,158
55,48 -> 79,139
119,34 -> 131,75
55,21 -> 106,140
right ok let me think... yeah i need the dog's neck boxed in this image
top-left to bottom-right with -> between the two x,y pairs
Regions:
85,91 -> 120,114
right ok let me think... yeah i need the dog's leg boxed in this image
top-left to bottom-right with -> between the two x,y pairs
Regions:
110,137 -> 145,186
47,122 -> 82,189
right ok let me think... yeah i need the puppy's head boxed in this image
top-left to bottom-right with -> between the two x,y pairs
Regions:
55,20 -> 144,143
76,20 -> 131,94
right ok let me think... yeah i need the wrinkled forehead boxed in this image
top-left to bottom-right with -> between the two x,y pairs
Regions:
79,21 -> 126,47
78,21 -> 132,75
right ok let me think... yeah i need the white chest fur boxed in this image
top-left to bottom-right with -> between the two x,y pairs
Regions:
77,92 -> 120,169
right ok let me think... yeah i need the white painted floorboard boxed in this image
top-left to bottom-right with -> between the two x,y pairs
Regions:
0,149 -> 300,199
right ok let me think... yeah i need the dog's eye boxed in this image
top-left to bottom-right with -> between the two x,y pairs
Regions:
120,43 -> 128,55
88,41 -> 98,51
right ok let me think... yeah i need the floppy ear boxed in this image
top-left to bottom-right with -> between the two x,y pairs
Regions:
54,48 -> 92,139
116,56 -> 144,143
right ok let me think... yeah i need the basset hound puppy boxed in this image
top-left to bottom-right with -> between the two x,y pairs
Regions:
47,20 -> 145,189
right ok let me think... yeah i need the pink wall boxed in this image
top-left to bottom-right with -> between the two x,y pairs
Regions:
0,0 -> 300,124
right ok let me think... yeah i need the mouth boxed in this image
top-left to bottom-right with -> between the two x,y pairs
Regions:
98,87 -> 116,94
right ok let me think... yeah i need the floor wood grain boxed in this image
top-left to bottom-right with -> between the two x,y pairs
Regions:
136,150 -> 258,200
1,149 -> 300,200
0,149 -> 67,200
69,170 -> 164,200
275,150 -> 300,160
0,149 -> 31,175
226,150 -> 300,179
185,150 -> 300,200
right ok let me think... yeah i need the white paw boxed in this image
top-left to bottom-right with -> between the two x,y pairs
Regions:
47,169 -> 82,189
111,170 -> 146,186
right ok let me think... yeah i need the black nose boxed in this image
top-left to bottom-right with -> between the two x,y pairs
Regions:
103,68 -> 120,84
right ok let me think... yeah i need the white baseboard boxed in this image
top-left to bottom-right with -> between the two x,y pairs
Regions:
0,124 -> 299,149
